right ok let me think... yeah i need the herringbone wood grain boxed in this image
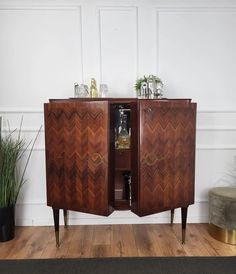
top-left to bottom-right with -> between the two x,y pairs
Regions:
138,100 -> 196,216
44,101 -> 110,216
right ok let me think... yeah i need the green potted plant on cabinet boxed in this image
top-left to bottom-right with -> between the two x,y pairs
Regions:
134,74 -> 163,98
0,117 -> 41,242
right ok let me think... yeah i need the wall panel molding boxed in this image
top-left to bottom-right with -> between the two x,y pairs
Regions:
1,145 -> 234,152
197,145 -> 236,150
98,6 -> 139,81
98,6 -> 138,96
1,109 -> 236,132
0,108 -> 43,113
0,6 -> 81,10
198,127 -> 236,131
198,110 -> 236,113
0,4 -> 84,107
155,7 -> 236,13
155,6 -> 236,93
0,5 -> 84,82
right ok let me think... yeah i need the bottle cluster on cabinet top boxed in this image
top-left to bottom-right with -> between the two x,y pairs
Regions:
74,78 -> 108,98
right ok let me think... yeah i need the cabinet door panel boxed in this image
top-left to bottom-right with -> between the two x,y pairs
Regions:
44,101 -> 111,216
137,100 -> 196,216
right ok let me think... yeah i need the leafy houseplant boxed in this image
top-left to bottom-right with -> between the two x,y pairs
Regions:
0,117 -> 41,241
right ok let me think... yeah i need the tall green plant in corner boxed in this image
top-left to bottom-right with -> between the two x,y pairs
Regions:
0,116 -> 41,241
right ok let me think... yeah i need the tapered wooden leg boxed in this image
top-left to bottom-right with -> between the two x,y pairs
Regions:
52,208 -> 60,248
170,209 -> 175,225
181,207 -> 188,244
63,209 -> 68,228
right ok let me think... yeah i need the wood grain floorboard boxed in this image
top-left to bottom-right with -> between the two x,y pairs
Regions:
0,224 -> 235,259
111,224 -> 138,257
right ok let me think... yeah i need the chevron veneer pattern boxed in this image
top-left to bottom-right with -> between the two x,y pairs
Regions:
44,101 -> 111,216
139,101 -> 196,216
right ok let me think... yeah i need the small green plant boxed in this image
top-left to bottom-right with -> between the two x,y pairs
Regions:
0,117 -> 41,208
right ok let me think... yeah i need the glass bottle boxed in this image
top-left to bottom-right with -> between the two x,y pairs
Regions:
90,78 -> 98,98
147,75 -> 156,99
74,82 -> 79,97
99,84 -> 108,98
117,114 -> 130,149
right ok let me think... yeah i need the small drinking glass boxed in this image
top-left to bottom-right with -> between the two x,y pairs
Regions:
79,84 -> 89,97
74,82 -> 79,97
99,84 -> 108,98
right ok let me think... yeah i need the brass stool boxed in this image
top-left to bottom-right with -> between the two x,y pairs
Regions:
208,187 -> 236,244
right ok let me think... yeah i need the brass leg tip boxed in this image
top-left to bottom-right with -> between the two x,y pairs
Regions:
182,229 -> 186,244
55,231 -> 60,248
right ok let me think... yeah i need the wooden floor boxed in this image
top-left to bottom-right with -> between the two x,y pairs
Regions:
0,224 -> 235,259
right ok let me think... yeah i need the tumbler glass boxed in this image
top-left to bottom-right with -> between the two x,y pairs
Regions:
99,84 -> 108,98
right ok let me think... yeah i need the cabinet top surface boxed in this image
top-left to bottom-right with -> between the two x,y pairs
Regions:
47,98 -> 194,104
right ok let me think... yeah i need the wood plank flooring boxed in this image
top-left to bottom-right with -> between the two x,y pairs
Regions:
0,224 -> 235,259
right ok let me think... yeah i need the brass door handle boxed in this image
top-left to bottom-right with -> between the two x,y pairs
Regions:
143,153 -> 164,166
88,153 -> 105,166
144,107 -> 152,113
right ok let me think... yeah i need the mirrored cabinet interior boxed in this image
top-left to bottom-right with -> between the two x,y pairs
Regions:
44,98 -> 196,247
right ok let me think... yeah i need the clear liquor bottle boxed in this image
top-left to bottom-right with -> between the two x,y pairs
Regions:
117,114 -> 130,149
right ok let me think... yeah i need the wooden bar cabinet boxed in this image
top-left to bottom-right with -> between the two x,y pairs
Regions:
44,98 -> 196,247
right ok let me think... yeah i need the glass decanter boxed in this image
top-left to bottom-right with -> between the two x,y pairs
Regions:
117,114 -> 130,149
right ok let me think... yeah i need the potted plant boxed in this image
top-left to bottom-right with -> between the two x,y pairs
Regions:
0,117 -> 41,242
134,74 -> 163,98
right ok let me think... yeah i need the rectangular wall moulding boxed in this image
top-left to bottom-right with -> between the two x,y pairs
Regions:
156,8 -> 236,110
0,6 -> 83,108
98,7 -> 138,97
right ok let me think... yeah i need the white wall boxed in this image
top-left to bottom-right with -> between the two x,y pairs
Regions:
0,0 -> 236,226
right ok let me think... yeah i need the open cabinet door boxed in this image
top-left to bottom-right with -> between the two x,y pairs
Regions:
134,99 -> 196,217
44,100 -> 113,216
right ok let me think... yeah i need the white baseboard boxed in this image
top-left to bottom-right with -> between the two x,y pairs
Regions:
15,201 -> 209,226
